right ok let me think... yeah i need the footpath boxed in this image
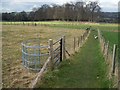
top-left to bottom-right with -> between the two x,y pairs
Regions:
39,31 -> 110,88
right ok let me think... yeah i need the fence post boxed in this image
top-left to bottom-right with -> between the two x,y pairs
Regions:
81,35 -> 83,43
49,39 -> 54,70
82,34 -> 84,42
83,33 -> 84,41
112,44 -> 117,74
62,36 -> 66,60
105,41 -> 109,60
97,29 -> 100,41
84,32 -> 86,40
80,36 -> 82,47
98,30 -> 102,44
60,38 -> 62,62
85,31 -> 87,38
83,33 -> 85,41
104,42 -> 107,56
74,37 -> 76,52
102,38 -> 105,54
86,30 -> 88,38
78,37 -> 79,47
79,37 -> 81,47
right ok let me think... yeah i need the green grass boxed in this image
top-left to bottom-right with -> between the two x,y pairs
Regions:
2,21 -> 118,31
102,31 -> 118,47
98,23 -> 118,31
38,31 -> 111,88
49,22 -> 118,31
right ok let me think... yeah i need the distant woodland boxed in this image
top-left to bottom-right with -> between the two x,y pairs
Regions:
2,1 -> 118,23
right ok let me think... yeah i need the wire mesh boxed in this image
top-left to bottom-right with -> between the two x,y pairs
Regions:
21,39 -> 49,71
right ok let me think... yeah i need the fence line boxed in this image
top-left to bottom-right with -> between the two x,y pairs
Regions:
29,36 -> 64,88
29,29 -> 90,88
30,57 -> 51,88
72,30 -> 90,54
97,29 -> 118,86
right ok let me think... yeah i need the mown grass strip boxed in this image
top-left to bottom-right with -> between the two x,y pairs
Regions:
38,31 -> 111,88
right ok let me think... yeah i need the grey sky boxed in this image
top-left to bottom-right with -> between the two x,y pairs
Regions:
1,0 -> 119,12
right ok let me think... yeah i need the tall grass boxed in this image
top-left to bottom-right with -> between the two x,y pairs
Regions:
2,25 -> 84,88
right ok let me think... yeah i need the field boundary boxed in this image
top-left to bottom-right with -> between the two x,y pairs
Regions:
29,29 -> 90,88
98,29 -> 118,87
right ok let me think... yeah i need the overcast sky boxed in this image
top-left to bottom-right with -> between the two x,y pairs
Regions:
1,0 -> 119,12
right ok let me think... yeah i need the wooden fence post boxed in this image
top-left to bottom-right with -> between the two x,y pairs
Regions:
97,29 -> 100,41
78,37 -> 79,47
85,31 -> 87,38
74,37 -> 76,52
81,36 -> 83,45
105,41 -> 109,60
86,30 -> 88,37
82,35 -> 84,43
104,42 -> 107,56
84,31 -> 86,40
84,32 -> 85,40
83,33 -> 85,41
86,31 -> 88,39
98,30 -> 102,45
60,38 -> 62,62
62,36 -> 66,60
79,37 -> 81,47
102,38 -> 105,54
49,39 -> 54,70
112,44 -> 117,74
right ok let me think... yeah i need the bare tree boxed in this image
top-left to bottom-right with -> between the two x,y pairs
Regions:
75,1 -> 85,21
86,1 -> 101,22
2,1 -> 102,22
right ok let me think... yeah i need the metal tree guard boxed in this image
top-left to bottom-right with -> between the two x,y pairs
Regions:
21,39 -> 49,71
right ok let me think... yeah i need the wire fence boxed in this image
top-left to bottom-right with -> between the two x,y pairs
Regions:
97,29 -> 118,87
65,30 -> 90,57
27,29 -> 90,88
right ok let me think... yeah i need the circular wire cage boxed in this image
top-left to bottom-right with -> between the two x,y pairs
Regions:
21,39 -> 49,71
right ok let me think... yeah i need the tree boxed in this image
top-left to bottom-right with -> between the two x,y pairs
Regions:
28,11 -> 35,21
2,1 -> 102,22
86,1 -> 101,22
52,4 -> 64,20
41,4 -> 50,20
75,1 -> 85,21
64,3 -> 75,21
20,11 -> 28,21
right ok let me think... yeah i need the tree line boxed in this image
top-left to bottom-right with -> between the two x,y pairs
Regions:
2,1 -> 101,22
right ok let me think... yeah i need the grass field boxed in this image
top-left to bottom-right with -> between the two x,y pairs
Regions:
2,21 -> 118,88
2,25 -> 85,88
102,31 -> 118,47
2,21 -> 118,31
